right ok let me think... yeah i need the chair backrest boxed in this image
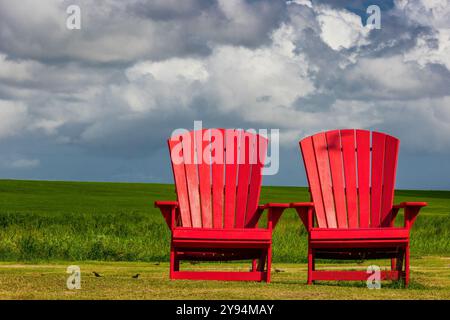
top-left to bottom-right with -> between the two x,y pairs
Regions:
168,128 -> 268,228
300,129 -> 400,229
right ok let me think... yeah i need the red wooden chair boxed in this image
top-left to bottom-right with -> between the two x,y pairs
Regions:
155,128 -> 288,282
291,129 -> 427,286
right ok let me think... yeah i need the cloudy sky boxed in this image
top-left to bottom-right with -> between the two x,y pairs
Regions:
0,0 -> 449,189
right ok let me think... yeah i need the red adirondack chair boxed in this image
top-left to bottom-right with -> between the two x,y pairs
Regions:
291,129 -> 427,286
155,128 -> 288,282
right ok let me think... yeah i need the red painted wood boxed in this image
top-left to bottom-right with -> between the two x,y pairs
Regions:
394,202 -> 427,208
224,130 -> 239,228
371,132 -> 386,227
235,132 -> 254,228
211,129 -> 225,228
310,239 -> 408,248
381,135 -> 399,227
297,129 -> 424,286
405,244 -> 410,286
168,137 -> 191,227
312,133 -> 337,228
184,131 -> 202,227
326,130 -> 348,228
356,130 -> 370,228
196,129 -> 212,228
172,240 -> 271,249
177,251 -> 263,261
300,137 -> 328,228
154,201 -> 178,229
171,271 -> 265,282
341,129 -> 359,228
312,270 -> 401,281
245,135 -> 268,227
159,128 -> 288,282
310,228 -> 409,240
173,228 -> 272,241
155,201 -> 178,206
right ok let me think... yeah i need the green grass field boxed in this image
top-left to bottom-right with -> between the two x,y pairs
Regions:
0,179 -> 449,299
0,179 -> 448,262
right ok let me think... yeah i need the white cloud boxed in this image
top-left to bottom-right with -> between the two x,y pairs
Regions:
397,0 -> 450,70
127,58 -> 208,83
0,54 -> 34,81
345,56 -> 425,95
204,24 -> 315,114
316,6 -> 369,50
0,100 -> 28,139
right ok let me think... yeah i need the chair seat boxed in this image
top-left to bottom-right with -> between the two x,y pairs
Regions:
172,227 -> 271,249
310,227 -> 409,241
310,228 -> 409,249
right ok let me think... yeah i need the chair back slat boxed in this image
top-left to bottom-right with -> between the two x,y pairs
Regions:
356,130 -> 371,228
300,137 -> 328,227
224,130 -> 239,228
211,129 -> 225,228
381,135 -> 400,226
196,130 -> 212,228
245,135 -> 268,226
370,132 -> 386,227
235,132 -> 255,228
326,130 -> 348,228
184,133 -> 202,227
341,129 -> 358,228
312,133 -> 338,228
168,138 -> 192,227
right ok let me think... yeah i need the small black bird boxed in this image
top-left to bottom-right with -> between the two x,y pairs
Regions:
154,262 -> 160,266
132,274 -> 140,279
275,268 -> 285,273
92,271 -> 101,277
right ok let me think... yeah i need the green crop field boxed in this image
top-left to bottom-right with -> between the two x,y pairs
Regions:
0,179 -> 448,262
0,179 -> 449,299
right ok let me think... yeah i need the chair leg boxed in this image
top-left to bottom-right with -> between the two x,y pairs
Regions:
405,244 -> 410,287
174,256 -> 180,271
251,259 -> 257,272
169,244 -> 176,279
266,246 -> 272,283
395,251 -> 404,282
257,250 -> 267,271
307,245 -> 313,285
391,258 -> 396,271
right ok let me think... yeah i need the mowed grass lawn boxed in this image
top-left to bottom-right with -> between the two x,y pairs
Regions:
0,258 -> 449,299
0,179 -> 449,299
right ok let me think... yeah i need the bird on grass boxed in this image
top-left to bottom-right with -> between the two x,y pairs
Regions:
92,271 -> 101,277
154,262 -> 160,266
132,274 -> 140,279
275,269 -> 285,273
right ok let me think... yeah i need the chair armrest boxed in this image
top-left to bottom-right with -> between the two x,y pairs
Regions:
392,202 -> 427,208
290,202 -> 314,232
247,203 -> 289,230
392,202 -> 427,230
154,201 -> 179,229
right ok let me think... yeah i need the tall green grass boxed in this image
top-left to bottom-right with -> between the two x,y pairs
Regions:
0,180 -> 448,262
